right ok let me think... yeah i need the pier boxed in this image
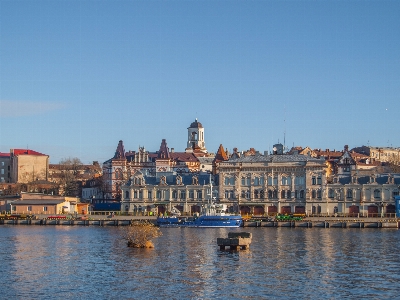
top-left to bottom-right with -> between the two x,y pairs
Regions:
242,217 -> 400,229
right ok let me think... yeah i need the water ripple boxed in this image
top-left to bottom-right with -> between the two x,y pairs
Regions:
0,226 -> 399,299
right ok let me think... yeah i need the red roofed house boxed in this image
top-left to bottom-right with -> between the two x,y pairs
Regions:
10,149 -> 49,184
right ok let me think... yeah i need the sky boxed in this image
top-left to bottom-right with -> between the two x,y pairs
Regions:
0,0 -> 399,164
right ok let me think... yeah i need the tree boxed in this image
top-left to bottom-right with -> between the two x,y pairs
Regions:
58,157 -> 84,196
120,221 -> 162,248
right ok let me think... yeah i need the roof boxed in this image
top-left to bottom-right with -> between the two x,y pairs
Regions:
170,152 -> 199,163
189,118 -> 203,128
11,199 -> 66,205
337,174 -> 400,185
0,152 -> 10,158
226,153 -> 325,163
127,173 -> 212,186
12,149 -> 47,156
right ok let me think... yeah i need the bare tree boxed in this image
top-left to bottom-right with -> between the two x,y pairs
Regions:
58,157 -> 84,196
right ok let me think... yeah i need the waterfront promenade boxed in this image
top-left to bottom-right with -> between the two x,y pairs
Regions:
0,213 -> 398,228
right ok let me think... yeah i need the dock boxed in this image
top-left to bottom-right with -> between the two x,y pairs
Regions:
242,217 -> 400,229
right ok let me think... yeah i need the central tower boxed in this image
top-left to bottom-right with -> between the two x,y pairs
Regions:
185,118 -> 207,153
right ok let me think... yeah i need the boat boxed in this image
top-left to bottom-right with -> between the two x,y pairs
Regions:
157,175 -> 243,228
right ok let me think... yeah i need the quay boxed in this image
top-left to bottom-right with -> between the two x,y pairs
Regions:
0,214 -> 399,228
0,214 -> 157,226
243,217 -> 400,229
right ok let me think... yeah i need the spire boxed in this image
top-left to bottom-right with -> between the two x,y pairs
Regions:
113,140 -> 126,159
157,139 -> 170,159
214,144 -> 228,162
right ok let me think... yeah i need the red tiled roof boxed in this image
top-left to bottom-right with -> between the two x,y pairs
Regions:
12,149 -> 47,156
170,152 -> 199,162
0,152 -> 10,157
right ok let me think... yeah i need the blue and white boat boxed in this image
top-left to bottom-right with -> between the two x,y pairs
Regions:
157,176 -> 243,228
157,204 -> 243,228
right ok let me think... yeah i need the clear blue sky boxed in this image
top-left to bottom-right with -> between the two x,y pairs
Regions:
0,0 -> 399,164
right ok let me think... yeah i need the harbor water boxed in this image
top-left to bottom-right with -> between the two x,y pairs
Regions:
1,225 -> 399,299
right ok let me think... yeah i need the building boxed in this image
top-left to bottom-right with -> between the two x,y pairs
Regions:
217,144 -> 327,215
0,152 -> 11,183
10,149 -> 49,183
102,119 -> 212,199
121,171 -> 213,215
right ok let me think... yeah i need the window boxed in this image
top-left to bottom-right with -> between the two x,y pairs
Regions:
374,189 -> 381,199
317,190 -> 321,198
28,206 -> 32,212
225,190 -> 230,198
241,178 -> 245,185
180,190 -> 185,200
230,177 -> 235,185
312,190 -> 316,198
225,177 -> 230,185
287,190 -> 291,199
328,189 -> 334,198
317,177 -> 322,185
312,176 -> 316,185
300,190 -> 304,199
125,191 -> 129,199
43,206 -> 48,212
347,189 -> 353,199
1,169 -> 4,175
156,191 -> 162,199
189,191 -> 194,198
197,190 -> 202,199
254,177 -> 259,186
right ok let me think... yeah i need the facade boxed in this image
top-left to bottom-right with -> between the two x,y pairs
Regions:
217,148 -> 327,216
353,146 -> 400,165
120,171 -> 213,215
217,146 -> 400,217
0,152 -> 11,183
10,149 -> 49,183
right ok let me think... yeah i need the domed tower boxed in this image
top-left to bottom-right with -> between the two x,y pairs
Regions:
186,118 -> 207,153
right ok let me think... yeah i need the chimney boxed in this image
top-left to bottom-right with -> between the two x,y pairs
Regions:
171,148 -> 174,153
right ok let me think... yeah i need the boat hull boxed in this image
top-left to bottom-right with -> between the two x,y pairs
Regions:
157,215 -> 243,228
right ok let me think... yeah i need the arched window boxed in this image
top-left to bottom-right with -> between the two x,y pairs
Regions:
374,189 -> 381,198
225,177 -> 230,185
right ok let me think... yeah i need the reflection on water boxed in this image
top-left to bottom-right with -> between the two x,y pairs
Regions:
0,226 -> 399,299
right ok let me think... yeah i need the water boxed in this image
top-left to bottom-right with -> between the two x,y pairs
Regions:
1,226 -> 399,299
